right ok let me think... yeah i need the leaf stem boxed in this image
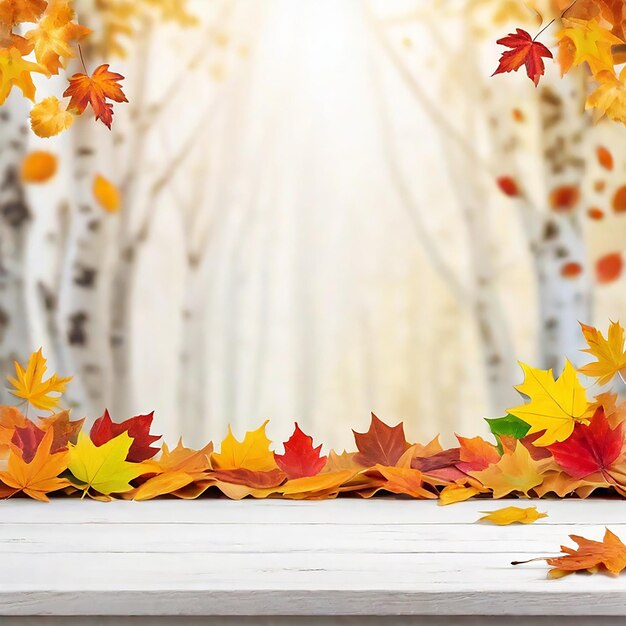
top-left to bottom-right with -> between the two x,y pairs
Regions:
532,0 -> 579,42
77,44 -> 88,74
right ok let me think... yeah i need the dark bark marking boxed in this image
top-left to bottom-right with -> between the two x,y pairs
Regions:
68,312 -> 88,346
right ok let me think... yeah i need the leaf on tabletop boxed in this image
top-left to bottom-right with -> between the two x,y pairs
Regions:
38,409 -> 84,452
210,467 -> 286,489
549,407 -> 623,481
30,96 -> 73,137
515,529 -> 626,577
353,413 -> 409,468
507,360 -> 589,446
470,441 -> 544,498
69,431 -> 150,496
20,150 -> 57,183
410,447 -> 465,482
90,409 -> 161,462
63,63 -> 128,128
8,348 -> 71,411
274,423 -> 326,478
456,435 -> 501,473
0,428 -> 69,501
579,321 -> 626,385
25,0 -> 90,74
279,470 -> 356,499
322,449 -> 361,473
439,482 -> 482,505
492,28 -> 553,86
361,465 -> 438,499
11,419 -> 44,463
211,420 -> 277,471
479,506 -> 547,525
93,174 -> 121,213
590,392 -> 626,429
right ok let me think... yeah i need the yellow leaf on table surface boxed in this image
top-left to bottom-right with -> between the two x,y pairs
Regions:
93,174 -> 121,213
211,420 -> 277,471
479,506 -> 547,525
68,432 -> 150,496
507,360 -> 589,446
20,150 -> 57,183
8,348 -> 71,411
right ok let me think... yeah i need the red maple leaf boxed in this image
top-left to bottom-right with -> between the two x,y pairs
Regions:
492,29 -> 553,86
274,423 -> 327,479
11,420 -> 45,463
63,64 -> 128,129
90,409 -> 161,462
548,407 -> 624,480
353,413 -> 409,468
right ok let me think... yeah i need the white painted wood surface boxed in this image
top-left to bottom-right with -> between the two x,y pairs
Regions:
1,499 -> 626,621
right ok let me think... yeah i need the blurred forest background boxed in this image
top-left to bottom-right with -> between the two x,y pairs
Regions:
1,0 -> 625,449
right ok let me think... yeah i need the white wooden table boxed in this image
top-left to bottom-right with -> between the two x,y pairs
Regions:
2,499 -> 626,626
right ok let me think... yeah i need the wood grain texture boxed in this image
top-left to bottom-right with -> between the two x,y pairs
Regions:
1,499 -> 626,617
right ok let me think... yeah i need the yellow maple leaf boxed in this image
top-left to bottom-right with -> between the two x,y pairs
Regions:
30,96 -> 74,137
211,420 -> 277,471
507,360 -> 589,446
8,348 -> 71,411
93,174 -> 121,213
586,67 -> 626,125
68,432 -> 149,496
478,506 -> 548,525
557,18 -> 623,76
0,45 -> 46,104
0,428 -> 70,501
24,0 -> 90,74
470,442 -> 544,498
579,321 -> 626,385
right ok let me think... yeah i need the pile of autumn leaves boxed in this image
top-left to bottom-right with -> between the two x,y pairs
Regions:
1,321 -> 626,503
0,0 -> 127,136
493,0 -> 626,123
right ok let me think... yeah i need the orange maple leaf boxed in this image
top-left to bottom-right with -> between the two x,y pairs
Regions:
493,28 -> 553,86
63,63 -> 127,128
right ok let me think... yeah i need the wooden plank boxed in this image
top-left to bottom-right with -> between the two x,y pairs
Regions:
1,499 -> 626,616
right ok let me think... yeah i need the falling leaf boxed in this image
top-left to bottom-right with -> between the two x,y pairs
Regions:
496,176 -> 520,197
470,442 -> 544,498
0,0 -> 47,26
20,150 -> 57,183
479,506 -> 547,525
8,348 -> 71,411
492,28 -> 553,86
25,0 -> 90,74
0,429 -> 69,501
597,146 -> 614,170
90,409 -> 160,462
0,46 -> 46,104
557,18 -> 622,75
63,63 -> 128,128
549,407 -> 624,480
596,252 -> 623,283
68,431 -> 149,496
93,174 -> 121,213
549,184 -> 580,212
587,207 -> 605,220
613,185 -> 626,213
353,414 -> 410,468
586,68 -> 626,125
30,96 -> 74,137
561,261 -> 583,278
211,421 -> 277,471
507,360 -> 589,446
579,321 -> 626,384
274,423 -> 326,479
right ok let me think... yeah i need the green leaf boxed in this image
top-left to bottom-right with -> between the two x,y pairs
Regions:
485,415 -> 531,454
